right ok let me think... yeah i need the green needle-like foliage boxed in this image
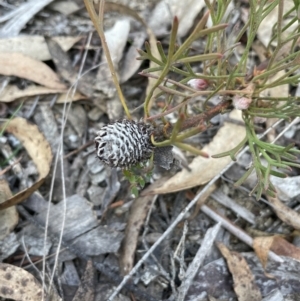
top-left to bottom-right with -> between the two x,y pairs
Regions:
85,0 -> 300,199
137,0 -> 300,199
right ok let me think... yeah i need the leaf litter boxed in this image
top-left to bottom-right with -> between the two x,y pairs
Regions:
0,53 -> 67,89
0,1 -> 300,301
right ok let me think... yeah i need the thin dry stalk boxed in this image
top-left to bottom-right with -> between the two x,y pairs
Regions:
41,33 -> 93,300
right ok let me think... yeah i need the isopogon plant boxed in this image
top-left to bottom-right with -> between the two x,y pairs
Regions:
85,0 -> 300,199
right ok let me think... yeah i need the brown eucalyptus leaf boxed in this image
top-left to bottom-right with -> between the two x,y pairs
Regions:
0,53 -> 66,89
267,196 -> 300,230
217,243 -> 262,301
0,84 -> 66,102
253,236 -> 274,269
119,193 -> 157,275
270,236 -> 300,261
254,235 -> 300,273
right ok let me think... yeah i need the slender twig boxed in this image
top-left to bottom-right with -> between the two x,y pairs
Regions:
43,31 -> 94,300
64,140 -> 94,159
83,0 -> 131,119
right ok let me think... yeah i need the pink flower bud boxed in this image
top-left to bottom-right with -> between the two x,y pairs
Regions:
232,95 -> 252,110
187,78 -> 208,90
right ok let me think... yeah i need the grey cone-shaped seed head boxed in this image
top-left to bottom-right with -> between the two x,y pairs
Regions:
95,119 -> 154,168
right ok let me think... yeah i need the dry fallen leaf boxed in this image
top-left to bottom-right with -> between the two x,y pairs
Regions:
56,91 -> 86,103
0,84 -> 85,103
217,242 -> 262,301
254,235 -> 300,270
0,84 -> 66,102
270,236 -> 300,261
0,35 -> 82,61
0,179 -> 18,240
0,117 -> 52,210
267,196 -> 300,230
253,236 -> 274,269
120,31 -> 146,83
0,53 -> 66,89
0,263 -> 43,301
119,193 -> 157,275
188,251 -> 300,299
147,110 -> 246,194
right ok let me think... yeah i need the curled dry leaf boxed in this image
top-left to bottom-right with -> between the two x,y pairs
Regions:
254,236 -> 300,269
0,117 -> 52,210
0,53 -> 67,89
0,179 -> 18,240
253,236 -> 274,270
56,91 -> 86,103
146,110 -> 246,194
0,263 -> 43,301
267,196 -> 300,230
217,242 -> 262,301
270,236 -> 300,260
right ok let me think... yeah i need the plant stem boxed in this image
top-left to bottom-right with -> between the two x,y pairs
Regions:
83,0 -> 131,119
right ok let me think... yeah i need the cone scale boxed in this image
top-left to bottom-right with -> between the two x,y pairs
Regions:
95,120 -> 153,168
